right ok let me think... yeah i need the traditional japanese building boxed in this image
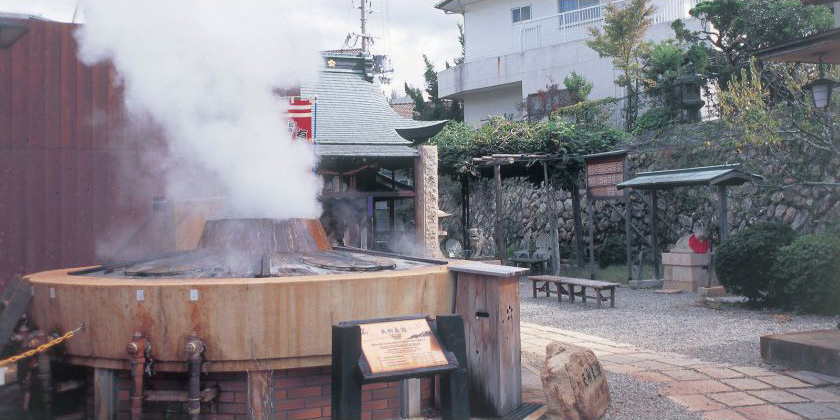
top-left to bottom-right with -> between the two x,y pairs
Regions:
302,51 -> 447,256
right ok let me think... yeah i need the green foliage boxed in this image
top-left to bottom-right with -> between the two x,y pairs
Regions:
455,22 -> 465,66
431,114 -> 626,176
718,59 -> 781,148
640,39 -> 708,118
715,222 -> 796,304
597,235 -> 626,268
632,108 -> 671,134
404,55 -> 463,121
674,0 -> 833,91
773,234 -> 840,314
587,0 -> 655,129
563,71 -> 593,103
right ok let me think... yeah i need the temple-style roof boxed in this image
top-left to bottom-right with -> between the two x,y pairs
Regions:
301,52 -> 447,158
755,27 -> 840,64
616,165 -> 762,190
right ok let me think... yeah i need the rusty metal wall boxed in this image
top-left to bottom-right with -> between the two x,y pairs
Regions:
0,19 -> 166,289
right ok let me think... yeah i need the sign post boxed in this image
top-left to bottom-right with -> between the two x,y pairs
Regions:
583,151 -> 629,279
331,315 -> 469,420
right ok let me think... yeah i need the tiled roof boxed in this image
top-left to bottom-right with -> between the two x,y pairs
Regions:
617,165 -> 763,190
300,55 -> 446,157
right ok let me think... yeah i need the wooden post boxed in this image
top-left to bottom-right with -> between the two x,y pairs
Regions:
494,164 -> 504,265
93,368 -> 118,420
450,264 -> 526,417
247,371 -> 274,420
718,185 -> 728,242
587,194 -> 595,279
331,324 -> 363,420
650,189 -> 660,280
543,162 -> 561,275
624,161 -> 632,281
399,379 -> 421,419
572,182 -> 585,269
461,175 -> 470,253
436,315 -> 470,420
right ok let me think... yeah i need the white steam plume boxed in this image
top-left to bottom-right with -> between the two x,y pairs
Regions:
76,1 -> 323,219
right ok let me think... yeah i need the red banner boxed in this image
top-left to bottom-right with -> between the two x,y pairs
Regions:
287,97 -> 314,142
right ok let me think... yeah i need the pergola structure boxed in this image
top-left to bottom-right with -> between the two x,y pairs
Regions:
471,153 -> 584,270
617,165 -> 763,279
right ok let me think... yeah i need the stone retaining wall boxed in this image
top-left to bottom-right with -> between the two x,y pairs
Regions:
438,122 -> 840,261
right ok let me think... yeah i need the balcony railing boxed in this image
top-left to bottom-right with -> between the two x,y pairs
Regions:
519,0 -> 701,52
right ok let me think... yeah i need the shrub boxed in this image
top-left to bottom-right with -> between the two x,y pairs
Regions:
714,222 -> 796,304
597,235 -> 626,268
632,108 -> 671,134
773,234 -> 840,314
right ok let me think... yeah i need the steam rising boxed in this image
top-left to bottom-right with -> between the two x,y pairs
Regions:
76,2 -> 323,219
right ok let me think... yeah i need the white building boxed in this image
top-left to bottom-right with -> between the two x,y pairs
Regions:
435,0 -> 705,125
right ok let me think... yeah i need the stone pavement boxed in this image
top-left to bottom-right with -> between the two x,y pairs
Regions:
521,322 -> 840,420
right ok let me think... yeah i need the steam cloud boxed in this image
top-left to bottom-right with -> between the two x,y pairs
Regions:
75,1 -> 323,219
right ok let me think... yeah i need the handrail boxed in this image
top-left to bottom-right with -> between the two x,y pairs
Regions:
518,0 -> 700,52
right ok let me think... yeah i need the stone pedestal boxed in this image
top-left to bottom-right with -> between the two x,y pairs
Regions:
662,252 -> 716,292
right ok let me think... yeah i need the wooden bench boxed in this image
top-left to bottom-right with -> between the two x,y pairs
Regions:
528,275 -> 619,309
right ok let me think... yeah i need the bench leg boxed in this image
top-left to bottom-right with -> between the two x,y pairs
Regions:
532,280 -> 537,298
545,282 -> 551,297
556,283 -> 562,302
569,285 -> 575,303
596,289 -> 602,309
581,287 -> 587,303
610,288 -> 615,308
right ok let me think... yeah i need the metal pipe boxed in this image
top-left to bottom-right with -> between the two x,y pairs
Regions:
126,332 -> 150,420
185,332 -> 204,420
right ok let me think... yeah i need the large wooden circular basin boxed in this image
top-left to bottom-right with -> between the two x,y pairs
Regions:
25,218 -> 455,372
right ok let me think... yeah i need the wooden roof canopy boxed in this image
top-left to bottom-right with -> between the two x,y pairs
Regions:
616,164 -> 762,190
755,27 -> 840,64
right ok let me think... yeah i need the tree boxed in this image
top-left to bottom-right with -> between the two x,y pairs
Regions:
405,55 -> 463,121
673,0 -> 833,94
639,39 -> 708,120
586,0 -> 656,130
454,22 -> 465,66
563,71 -> 592,104
719,58 -> 840,163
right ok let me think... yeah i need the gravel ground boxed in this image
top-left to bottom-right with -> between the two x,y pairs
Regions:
520,280 -> 840,367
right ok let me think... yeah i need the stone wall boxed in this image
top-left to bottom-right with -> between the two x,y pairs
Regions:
438,121 -> 840,261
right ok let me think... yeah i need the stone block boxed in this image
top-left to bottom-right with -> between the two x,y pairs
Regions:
662,252 -> 711,267
628,279 -> 663,290
698,286 -> 727,297
541,342 -> 610,420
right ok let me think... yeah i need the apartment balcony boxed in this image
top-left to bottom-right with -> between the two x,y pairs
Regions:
439,0 -> 701,99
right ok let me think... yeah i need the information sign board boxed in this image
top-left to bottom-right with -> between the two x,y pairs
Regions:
359,318 -> 449,374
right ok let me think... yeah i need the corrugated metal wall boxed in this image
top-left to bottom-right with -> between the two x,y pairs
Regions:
0,19 -> 165,288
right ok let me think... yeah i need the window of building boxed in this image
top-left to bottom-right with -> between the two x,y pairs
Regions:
558,0 -> 599,13
512,5 -> 532,23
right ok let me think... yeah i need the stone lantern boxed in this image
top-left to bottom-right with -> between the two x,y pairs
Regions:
678,74 -> 705,122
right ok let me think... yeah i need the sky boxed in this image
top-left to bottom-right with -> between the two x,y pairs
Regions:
0,0 -> 463,97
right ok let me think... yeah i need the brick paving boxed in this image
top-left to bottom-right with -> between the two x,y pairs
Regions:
521,322 -> 840,420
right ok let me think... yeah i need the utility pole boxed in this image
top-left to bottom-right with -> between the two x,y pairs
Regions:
359,0 -> 370,54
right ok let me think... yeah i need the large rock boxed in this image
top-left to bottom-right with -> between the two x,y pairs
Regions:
541,342 -> 610,420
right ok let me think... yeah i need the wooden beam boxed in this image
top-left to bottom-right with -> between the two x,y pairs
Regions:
587,193 -> 595,279
571,182 -> 585,269
650,190 -> 660,280
494,164 -> 504,265
93,368 -> 118,420
624,158 -> 632,281
247,371 -> 273,420
543,162 -> 560,275
718,185 -> 728,242
321,190 -> 415,200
